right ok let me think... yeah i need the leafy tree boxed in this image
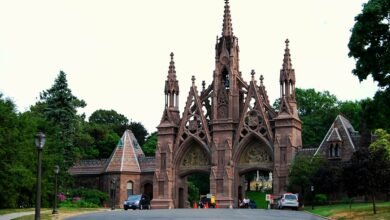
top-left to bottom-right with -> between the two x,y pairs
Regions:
370,128 -> 390,159
348,0 -> 390,88
361,90 -> 390,132
343,147 -> 390,214
142,132 -> 157,156
288,156 -> 324,199
128,121 -> 148,146
86,123 -> 119,158
311,162 -> 343,199
338,100 -> 362,130
89,109 -> 128,127
295,88 -> 339,148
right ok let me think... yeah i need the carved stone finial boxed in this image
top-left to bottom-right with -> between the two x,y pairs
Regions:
285,39 -> 289,48
202,80 -> 206,91
170,52 -> 174,61
191,75 -> 196,84
250,69 -> 255,80
260,75 -> 264,84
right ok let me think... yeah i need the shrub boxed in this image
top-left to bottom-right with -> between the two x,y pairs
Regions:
314,194 -> 328,205
64,188 -> 108,206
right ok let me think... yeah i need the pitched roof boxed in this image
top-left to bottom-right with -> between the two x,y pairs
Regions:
68,159 -> 107,175
314,115 -> 357,157
327,127 -> 342,142
104,129 -> 145,173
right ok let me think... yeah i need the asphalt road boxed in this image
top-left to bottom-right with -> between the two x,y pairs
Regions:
65,208 -> 326,220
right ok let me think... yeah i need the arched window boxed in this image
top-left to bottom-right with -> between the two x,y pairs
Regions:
329,144 -> 334,157
335,143 -> 339,157
127,181 -> 133,197
222,68 -> 229,88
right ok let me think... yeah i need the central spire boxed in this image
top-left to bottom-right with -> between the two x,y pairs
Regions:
222,0 -> 233,37
282,39 -> 292,70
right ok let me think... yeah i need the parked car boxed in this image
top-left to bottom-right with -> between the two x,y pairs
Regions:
123,194 -> 151,210
277,193 -> 299,210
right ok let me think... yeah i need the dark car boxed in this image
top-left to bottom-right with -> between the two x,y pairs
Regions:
123,194 -> 151,210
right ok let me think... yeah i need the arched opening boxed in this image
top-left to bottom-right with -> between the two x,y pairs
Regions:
234,135 -> 273,208
238,169 -> 272,209
127,181 -> 133,197
222,68 -> 230,89
174,138 -> 211,208
143,182 -> 153,200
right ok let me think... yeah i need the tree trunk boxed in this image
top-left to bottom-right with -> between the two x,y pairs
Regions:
372,193 -> 376,214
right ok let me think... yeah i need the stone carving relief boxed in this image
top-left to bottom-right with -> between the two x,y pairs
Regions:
181,146 -> 209,167
240,144 -> 272,164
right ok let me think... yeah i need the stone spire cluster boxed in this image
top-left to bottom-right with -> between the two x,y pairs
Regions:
222,0 -> 233,37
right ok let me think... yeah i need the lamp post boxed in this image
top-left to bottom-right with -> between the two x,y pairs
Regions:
111,178 -> 117,210
52,165 -> 60,214
311,185 -> 315,210
34,131 -> 46,220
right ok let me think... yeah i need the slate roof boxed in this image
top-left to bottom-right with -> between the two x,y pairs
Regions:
314,115 -> 357,157
69,129 -> 156,176
68,159 -> 107,175
105,129 -> 144,173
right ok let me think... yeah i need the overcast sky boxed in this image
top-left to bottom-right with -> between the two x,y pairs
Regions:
0,0 -> 377,133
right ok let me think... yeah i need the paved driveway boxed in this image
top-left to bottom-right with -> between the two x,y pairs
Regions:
66,209 -> 326,220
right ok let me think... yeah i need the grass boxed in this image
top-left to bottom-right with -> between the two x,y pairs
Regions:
304,201 -> 390,220
0,208 -> 49,215
10,207 -> 105,220
246,191 -> 268,209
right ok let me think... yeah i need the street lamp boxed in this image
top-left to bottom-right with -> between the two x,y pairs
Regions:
52,165 -> 60,214
34,131 -> 46,220
311,185 -> 315,210
111,178 -> 117,210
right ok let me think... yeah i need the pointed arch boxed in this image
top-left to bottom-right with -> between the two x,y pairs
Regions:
233,132 -> 274,163
173,136 -> 211,168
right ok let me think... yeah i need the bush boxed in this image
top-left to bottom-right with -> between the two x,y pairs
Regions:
314,194 -> 328,205
63,188 -> 108,206
60,199 -> 99,208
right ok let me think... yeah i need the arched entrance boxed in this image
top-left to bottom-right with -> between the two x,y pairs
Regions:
233,135 -> 274,208
174,138 -> 211,208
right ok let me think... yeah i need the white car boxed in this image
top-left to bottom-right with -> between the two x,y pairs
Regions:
277,193 -> 299,210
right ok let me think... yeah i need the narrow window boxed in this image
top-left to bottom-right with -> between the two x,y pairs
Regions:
127,181 -> 133,197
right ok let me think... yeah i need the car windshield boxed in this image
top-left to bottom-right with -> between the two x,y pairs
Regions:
127,195 -> 141,201
285,194 -> 297,200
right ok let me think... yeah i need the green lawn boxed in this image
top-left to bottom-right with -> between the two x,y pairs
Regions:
304,201 -> 390,220
8,208 -> 104,220
0,208 -> 49,215
245,191 -> 268,209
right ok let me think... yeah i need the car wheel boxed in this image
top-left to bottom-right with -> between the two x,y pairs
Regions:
124,207 -> 128,211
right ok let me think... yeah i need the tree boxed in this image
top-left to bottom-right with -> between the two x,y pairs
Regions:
343,147 -> 390,214
128,121 -> 148,146
370,128 -> 390,159
142,132 -> 157,156
295,88 -> 339,147
40,70 -> 86,167
89,109 -> 129,127
348,0 -> 390,88
288,155 -> 324,199
361,90 -> 390,133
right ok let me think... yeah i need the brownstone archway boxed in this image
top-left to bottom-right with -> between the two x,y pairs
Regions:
233,134 -> 274,207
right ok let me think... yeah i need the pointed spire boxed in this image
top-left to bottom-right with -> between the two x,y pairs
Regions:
282,39 -> 292,70
168,52 -> 176,79
222,0 -> 233,37
165,52 -> 179,94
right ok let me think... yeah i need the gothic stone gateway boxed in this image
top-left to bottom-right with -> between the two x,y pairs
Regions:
152,0 -> 302,209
